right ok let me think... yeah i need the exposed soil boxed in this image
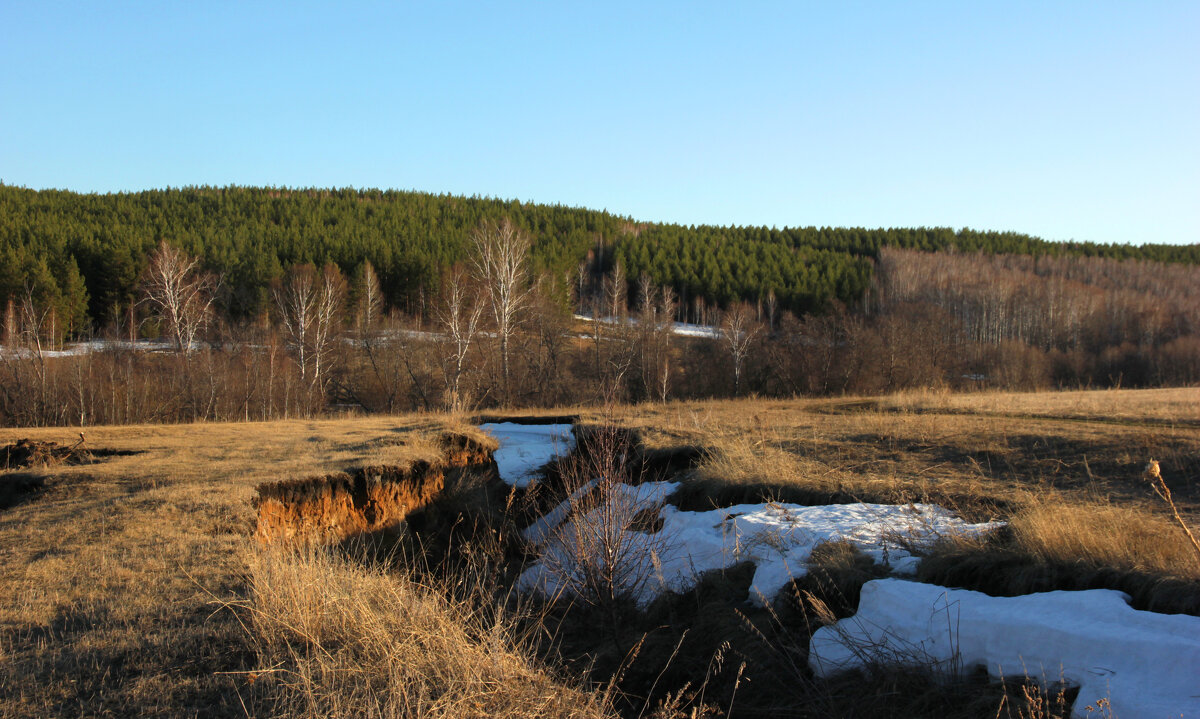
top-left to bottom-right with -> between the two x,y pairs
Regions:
438,431 -> 497,467
253,431 -> 499,545
253,463 -> 446,545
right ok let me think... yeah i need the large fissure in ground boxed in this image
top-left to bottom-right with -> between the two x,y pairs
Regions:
252,432 -> 496,545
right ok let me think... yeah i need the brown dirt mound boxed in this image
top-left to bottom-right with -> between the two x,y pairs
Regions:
2,438 -> 93,469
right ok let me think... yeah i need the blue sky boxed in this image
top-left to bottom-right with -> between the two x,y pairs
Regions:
2,1 -> 1197,245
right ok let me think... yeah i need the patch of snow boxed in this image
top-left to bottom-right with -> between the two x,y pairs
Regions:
808,578 -> 1200,719
522,478 -> 600,545
479,422 -> 575,488
519,487 -> 1000,607
670,322 -> 721,339
517,480 -> 680,599
572,313 -> 721,339
1,339 -> 190,359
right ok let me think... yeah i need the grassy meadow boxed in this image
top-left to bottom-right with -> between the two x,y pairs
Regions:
1,387 -> 1197,717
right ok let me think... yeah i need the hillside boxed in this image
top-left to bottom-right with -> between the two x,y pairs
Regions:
4,183 -> 1198,333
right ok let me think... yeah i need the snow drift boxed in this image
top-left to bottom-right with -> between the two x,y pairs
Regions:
519,480 -> 1000,606
808,578 -> 1200,719
480,422 -> 575,487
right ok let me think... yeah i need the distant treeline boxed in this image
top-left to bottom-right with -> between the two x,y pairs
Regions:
3,183 -> 1197,336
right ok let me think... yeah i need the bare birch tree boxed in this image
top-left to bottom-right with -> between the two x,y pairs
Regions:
3,298 -> 15,348
721,301 -> 761,396
311,264 -> 346,394
434,266 -> 484,412
634,275 -> 676,402
355,260 -> 384,337
604,259 -> 626,321
273,263 -> 346,401
469,219 -> 532,404
140,241 -> 220,353
657,285 -> 677,403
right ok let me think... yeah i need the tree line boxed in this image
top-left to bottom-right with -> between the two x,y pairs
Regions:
2,214 -> 1197,427
4,183 -> 1198,343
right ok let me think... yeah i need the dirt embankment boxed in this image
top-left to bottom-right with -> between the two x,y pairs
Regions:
253,432 -> 496,545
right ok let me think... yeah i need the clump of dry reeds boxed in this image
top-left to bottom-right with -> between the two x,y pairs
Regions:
244,547 -> 608,719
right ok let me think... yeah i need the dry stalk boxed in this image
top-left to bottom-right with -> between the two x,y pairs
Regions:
1144,459 -> 1200,562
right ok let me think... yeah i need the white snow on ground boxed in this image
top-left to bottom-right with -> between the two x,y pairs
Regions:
0,339 -> 184,359
522,478 -> 601,545
479,422 -> 575,488
522,480 -> 678,547
809,579 -> 1200,719
670,322 -> 722,338
518,481 -> 1000,606
572,314 -> 722,339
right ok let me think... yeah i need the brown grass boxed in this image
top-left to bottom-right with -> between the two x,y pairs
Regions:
243,547 -> 607,718
872,386 -> 1200,426
0,414 -> 550,717
1011,500 -> 1200,577
3,388 -> 1198,717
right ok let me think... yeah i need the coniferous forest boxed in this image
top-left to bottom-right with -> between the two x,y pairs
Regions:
1,183 -> 1197,426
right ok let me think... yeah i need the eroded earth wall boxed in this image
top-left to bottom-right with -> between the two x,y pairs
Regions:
253,433 -> 495,545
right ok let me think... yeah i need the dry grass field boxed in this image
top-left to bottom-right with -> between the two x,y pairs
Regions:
1,387 -> 1197,717
0,416 -> 466,717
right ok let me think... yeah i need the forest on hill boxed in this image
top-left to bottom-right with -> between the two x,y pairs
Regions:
3,183 -> 1198,336
1,184 -> 1198,426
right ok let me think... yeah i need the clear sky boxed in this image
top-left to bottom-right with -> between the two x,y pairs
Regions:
2,1 -> 1197,245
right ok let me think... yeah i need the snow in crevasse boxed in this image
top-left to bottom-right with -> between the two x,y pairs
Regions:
809,578 -> 1200,719
478,423 -> 575,488
484,426 -> 1196,719
517,480 -> 1001,607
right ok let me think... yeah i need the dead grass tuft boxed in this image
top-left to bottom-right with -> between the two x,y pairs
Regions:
1011,500 -> 1200,580
244,547 -> 608,719
919,499 -> 1200,615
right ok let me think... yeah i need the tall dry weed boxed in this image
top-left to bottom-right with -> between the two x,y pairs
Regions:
243,547 -> 608,719
1011,500 -> 1200,579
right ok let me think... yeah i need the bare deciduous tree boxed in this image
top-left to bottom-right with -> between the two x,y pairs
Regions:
355,260 -> 384,336
765,289 -> 778,332
470,219 -> 532,404
312,264 -> 347,394
3,298 -> 15,348
604,259 -> 626,321
140,241 -> 220,353
657,285 -> 677,403
721,301 -> 761,396
273,263 -> 346,401
434,266 -> 484,412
